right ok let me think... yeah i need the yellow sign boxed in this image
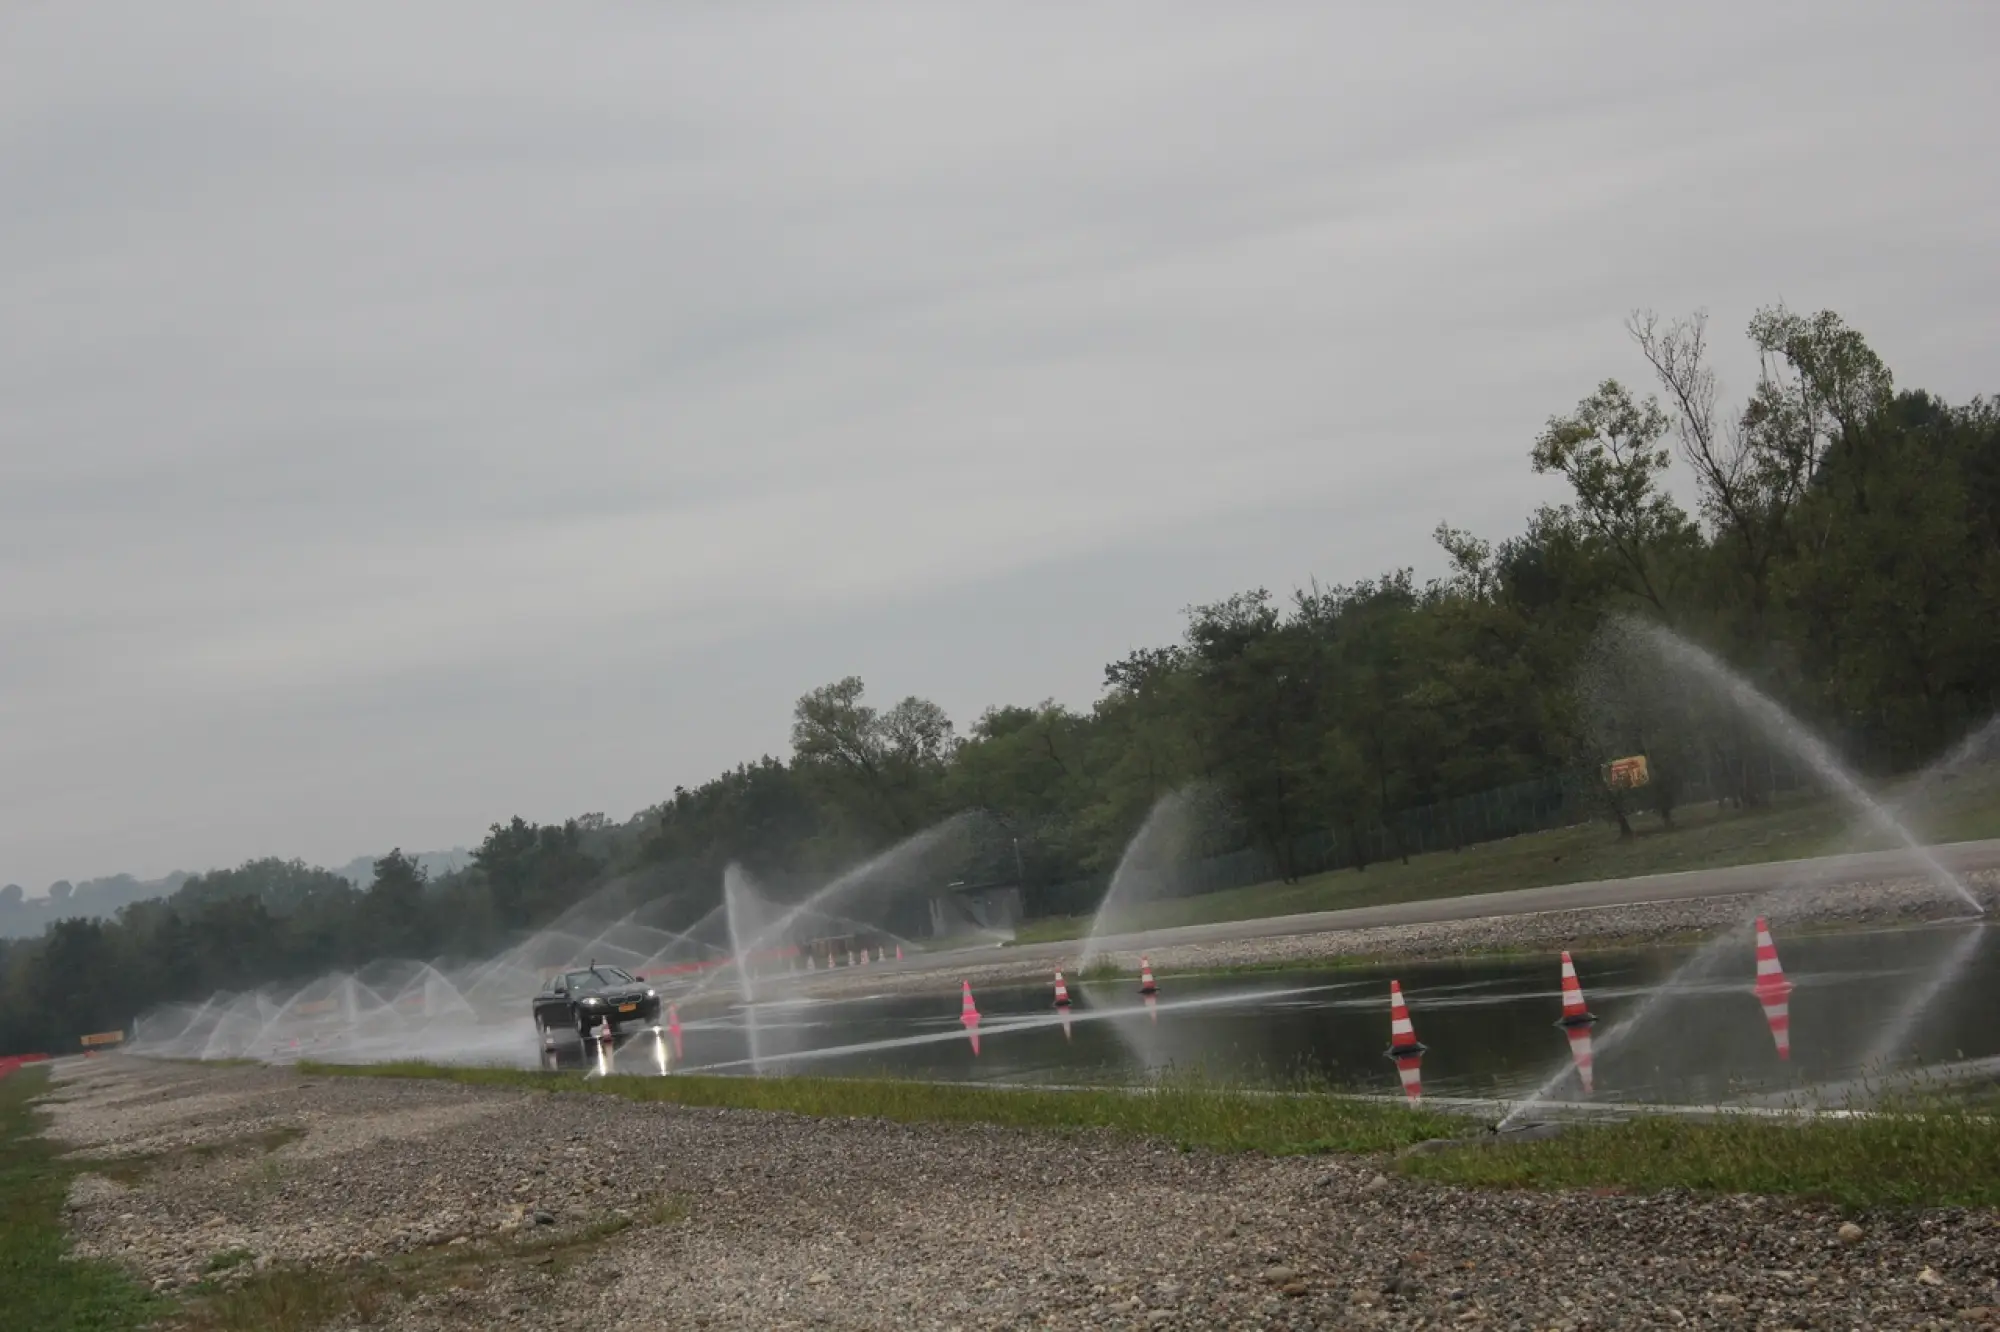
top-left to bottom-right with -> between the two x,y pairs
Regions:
80,1030 -> 125,1048
1603,755 -> 1651,790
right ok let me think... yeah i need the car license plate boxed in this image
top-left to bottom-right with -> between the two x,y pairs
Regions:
618,1003 -> 637,1013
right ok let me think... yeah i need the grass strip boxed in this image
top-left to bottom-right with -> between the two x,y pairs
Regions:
0,1065 -> 162,1331
1398,1108 -> 2000,1208
299,1060 -> 1460,1155
305,1060 -> 2000,1208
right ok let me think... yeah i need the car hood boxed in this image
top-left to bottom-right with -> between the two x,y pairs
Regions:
576,987 -> 651,1004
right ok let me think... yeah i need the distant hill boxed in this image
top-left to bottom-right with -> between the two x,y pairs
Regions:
0,846 -> 472,939
0,871 -> 192,939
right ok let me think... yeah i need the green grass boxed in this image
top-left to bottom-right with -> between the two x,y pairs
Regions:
1014,765 -> 2000,944
301,1060 -> 1460,1155
1400,1107 -> 2000,1208
0,1066 -> 163,1331
305,1061 -> 2000,1208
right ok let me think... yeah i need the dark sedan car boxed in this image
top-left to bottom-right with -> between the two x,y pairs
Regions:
532,965 -> 662,1043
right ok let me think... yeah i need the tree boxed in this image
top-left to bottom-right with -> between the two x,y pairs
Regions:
1776,391 -> 2000,759
949,702 -> 1092,906
1530,379 -> 1692,615
471,818 -> 603,929
1180,591 -> 1322,880
361,849 -> 431,960
790,677 -> 956,840
1631,304 -> 1892,638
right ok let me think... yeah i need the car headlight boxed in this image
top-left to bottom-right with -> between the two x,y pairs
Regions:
580,996 -> 602,1006
645,989 -> 657,999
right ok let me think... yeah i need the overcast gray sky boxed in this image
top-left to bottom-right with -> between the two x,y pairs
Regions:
3,2 -> 1996,891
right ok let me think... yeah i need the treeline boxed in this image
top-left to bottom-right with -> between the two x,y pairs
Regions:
3,303 -> 1996,1053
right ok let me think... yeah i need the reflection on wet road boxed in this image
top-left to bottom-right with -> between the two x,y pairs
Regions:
515,922 -> 2000,1108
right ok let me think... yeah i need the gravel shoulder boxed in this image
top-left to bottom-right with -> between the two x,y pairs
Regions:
42,1055 -> 2000,1329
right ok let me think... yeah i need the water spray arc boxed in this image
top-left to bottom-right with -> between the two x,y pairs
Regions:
1629,621 -> 1984,915
1079,788 -> 1206,972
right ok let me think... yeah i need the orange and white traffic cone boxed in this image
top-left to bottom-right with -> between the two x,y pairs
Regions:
1753,916 -> 1793,1061
1385,980 -> 1425,1057
1139,956 -> 1158,996
896,945 -> 904,962
1393,1051 -> 1424,1106
667,1004 -> 683,1060
960,980 -> 981,1056
1563,1022 -> 1596,1094
1053,970 -> 1072,1008
1557,950 -> 1596,1027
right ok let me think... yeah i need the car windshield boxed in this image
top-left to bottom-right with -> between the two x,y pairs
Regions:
563,967 -> 635,991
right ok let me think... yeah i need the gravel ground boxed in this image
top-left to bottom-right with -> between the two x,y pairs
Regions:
779,870 -> 2000,1001
43,1056 -> 2000,1329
